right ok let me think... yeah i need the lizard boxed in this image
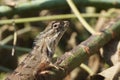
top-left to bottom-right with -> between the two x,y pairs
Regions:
5,21 -> 69,80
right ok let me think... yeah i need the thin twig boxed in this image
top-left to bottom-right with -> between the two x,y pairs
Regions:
0,26 -> 31,45
66,0 -> 96,34
80,63 -> 94,76
0,13 -> 110,25
0,44 -> 31,52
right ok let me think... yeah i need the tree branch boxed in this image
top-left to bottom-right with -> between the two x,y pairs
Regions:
0,0 -> 120,16
37,16 -> 120,80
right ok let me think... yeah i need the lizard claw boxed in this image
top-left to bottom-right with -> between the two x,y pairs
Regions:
40,64 -> 65,75
48,63 -> 65,71
43,63 -> 65,71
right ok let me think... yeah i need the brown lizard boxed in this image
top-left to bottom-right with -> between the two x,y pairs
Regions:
5,21 -> 69,80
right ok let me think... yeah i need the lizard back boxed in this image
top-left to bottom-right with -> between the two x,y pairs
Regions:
5,21 -> 69,80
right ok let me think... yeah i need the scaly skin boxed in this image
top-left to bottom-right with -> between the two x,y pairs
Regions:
5,21 -> 69,80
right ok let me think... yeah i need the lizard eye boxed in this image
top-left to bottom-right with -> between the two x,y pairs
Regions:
53,24 -> 58,27
53,23 -> 60,28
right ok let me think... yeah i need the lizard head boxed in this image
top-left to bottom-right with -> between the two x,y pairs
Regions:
45,21 -> 69,57
34,21 -> 69,58
46,21 -> 69,39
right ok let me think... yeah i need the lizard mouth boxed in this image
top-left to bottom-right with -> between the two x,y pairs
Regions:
53,21 -> 69,47
40,21 -> 69,58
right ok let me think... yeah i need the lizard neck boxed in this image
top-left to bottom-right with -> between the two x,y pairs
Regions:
5,21 -> 69,80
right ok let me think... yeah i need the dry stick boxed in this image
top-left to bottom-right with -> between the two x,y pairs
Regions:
80,63 -> 94,76
11,20 -> 17,56
38,16 -> 120,80
66,0 -> 96,34
0,26 -> 31,45
95,10 -> 107,31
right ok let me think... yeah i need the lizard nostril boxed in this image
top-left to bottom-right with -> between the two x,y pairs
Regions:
64,21 -> 69,26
